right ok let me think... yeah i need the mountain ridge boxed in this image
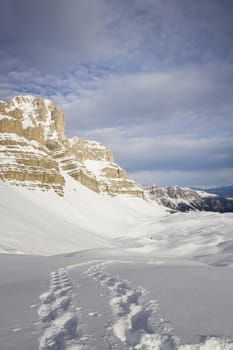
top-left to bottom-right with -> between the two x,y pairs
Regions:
192,185 -> 233,199
0,95 -> 143,197
144,185 -> 233,213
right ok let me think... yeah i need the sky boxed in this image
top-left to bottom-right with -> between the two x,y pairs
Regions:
0,0 -> 233,187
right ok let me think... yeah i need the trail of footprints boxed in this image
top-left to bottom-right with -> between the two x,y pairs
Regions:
37,261 -> 233,350
86,263 -> 178,349
86,263 -> 233,350
38,267 -> 79,350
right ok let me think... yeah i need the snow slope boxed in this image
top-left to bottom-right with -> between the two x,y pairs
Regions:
0,177 -> 166,255
1,178 -> 233,349
1,177 -> 233,267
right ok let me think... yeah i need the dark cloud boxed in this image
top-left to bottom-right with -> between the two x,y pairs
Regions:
0,0 -> 113,69
105,0 -> 233,68
1,0 -> 233,71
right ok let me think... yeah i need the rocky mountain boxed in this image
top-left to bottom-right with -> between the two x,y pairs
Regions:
0,95 -> 143,197
1,95 -> 232,215
192,185 -> 233,199
144,185 -> 233,213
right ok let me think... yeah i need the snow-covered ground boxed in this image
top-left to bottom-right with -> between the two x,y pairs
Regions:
1,180 -> 233,349
0,177 -> 166,255
1,179 -> 233,266
0,252 -> 233,350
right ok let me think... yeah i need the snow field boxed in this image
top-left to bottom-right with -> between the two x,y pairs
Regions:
86,261 -> 233,350
38,267 -> 78,350
86,261 -> 179,349
0,178 -> 165,255
1,178 -> 233,268
1,252 -> 233,350
38,260 -> 104,350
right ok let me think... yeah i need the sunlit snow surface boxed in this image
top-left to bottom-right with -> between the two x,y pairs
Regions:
0,254 -> 233,350
1,179 -> 233,349
0,178 -> 233,266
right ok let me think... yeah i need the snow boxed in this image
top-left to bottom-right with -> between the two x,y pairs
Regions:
3,95 -> 60,140
0,177 -> 165,255
1,243 -> 233,349
0,143 -> 49,158
84,160 -> 109,179
83,139 -> 107,150
0,132 -> 47,153
1,176 -> 233,264
87,261 -> 233,349
1,162 -> 233,346
107,262 -> 233,343
21,117 -> 34,129
8,96 -> 37,129
195,190 -> 217,198
0,114 -> 15,120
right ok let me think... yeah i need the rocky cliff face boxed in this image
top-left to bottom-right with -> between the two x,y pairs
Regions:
144,185 -> 233,213
0,95 -> 143,197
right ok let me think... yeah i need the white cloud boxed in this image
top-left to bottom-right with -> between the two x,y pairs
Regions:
63,63 -> 233,134
129,167 -> 233,187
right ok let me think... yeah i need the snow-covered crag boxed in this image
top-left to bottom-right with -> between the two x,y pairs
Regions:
144,185 -> 233,213
0,95 -> 143,197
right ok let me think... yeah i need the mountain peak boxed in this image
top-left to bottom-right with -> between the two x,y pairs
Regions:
0,95 -> 143,198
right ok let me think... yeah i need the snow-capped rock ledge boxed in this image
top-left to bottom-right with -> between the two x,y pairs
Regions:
0,95 -> 143,197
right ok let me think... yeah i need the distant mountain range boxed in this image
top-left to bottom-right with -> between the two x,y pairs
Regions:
192,186 -> 233,199
144,185 -> 233,213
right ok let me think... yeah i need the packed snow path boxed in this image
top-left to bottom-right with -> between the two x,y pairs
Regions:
86,261 -> 179,349
37,259 -> 233,350
38,266 -> 78,349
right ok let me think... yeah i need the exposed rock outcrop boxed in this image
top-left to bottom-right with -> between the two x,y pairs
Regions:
0,97 -> 65,195
144,185 -> 233,213
0,95 -> 143,197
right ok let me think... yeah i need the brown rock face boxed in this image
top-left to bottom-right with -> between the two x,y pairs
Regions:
0,96 -> 66,195
0,116 -> 22,135
68,137 -> 113,162
0,95 -> 143,197
0,131 -> 65,195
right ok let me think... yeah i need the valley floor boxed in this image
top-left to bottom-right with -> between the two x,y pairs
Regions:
1,250 -> 233,350
1,182 -> 233,349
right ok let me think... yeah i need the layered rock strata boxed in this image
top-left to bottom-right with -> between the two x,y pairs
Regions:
0,95 -> 143,197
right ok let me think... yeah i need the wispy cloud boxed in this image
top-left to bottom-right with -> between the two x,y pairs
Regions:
63,63 -> 233,141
